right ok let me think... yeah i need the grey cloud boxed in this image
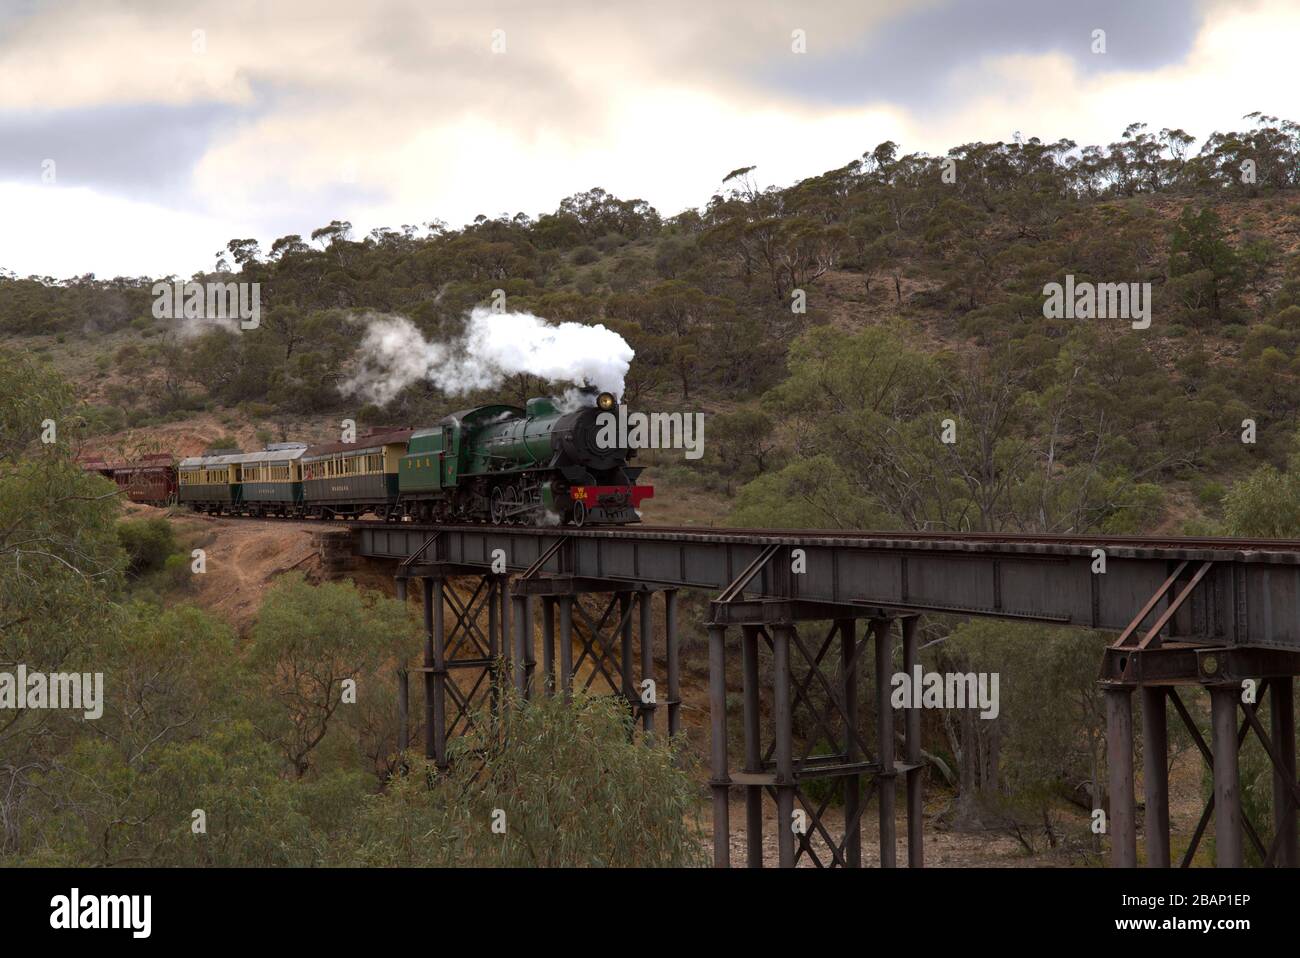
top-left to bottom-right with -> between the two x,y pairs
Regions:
754,0 -> 1206,109
0,100 -> 239,195
0,95 -> 390,241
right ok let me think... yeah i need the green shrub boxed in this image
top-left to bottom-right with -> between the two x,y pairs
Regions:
204,435 -> 240,453
162,552 -> 195,592
116,517 -> 179,577
338,688 -> 705,867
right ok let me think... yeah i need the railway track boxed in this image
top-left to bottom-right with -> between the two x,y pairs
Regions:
173,508 -> 1300,557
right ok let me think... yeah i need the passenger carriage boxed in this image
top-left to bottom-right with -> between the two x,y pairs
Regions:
300,429 -> 413,520
107,454 -> 177,506
77,454 -> 177,506
177,452 -> 243,513
179,444 -> 309,516
235,443 -> 308,516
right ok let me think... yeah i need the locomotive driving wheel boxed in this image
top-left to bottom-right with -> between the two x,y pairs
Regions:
490,486 -> 506,524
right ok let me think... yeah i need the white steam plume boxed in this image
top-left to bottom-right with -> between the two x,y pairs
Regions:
341,308 -> 634,406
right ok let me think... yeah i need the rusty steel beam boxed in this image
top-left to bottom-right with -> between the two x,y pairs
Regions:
840,619 -> 862,868
873,618 -> 897,868
619,592 -> 634,707
511,593 -> 529,698
773,624 -> 795,868
1272,678 -> 1298,867
1140,686 -> 1170,867
901,615 -> 924,868
1105,687 -> 1137,867
395,575 -> 410,754
1210,685 -> 1244,867
708,623 -> 730,868
640,590 -> 654,734
357,523 -> 1300,648
422,577 -> 435,763
558,595 -> 574,701
541,595 -> 556,696
431,578 -> 447,768
665,590 -> 681,738
741,624 -> 763,868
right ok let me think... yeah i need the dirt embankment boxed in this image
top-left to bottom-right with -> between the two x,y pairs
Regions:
128,503 -> 324,632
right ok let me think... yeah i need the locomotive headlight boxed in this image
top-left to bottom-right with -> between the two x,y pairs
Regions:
596,391 -> 616,411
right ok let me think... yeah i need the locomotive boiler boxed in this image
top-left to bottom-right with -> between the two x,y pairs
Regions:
399,390 -> 652,525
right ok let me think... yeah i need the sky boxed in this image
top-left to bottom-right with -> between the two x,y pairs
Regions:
0,0 -> 1296,279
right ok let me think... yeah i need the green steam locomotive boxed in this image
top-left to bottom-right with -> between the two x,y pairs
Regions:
178,390 -> 652,526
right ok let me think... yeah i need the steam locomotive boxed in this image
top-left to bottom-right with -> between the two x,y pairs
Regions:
86,390 -> 653,527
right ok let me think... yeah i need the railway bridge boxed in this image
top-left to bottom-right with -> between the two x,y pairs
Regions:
350,522 -> 1300,869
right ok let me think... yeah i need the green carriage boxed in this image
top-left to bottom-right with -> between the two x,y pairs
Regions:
300,429 -> 413,520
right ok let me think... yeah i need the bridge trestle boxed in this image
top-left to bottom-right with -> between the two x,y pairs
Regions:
707,600 -> 925,868
512,577 -> 682,739
368,524 -> 1300,870
1100,646 -> 1300,867
396,566 -> 509,769
397,567 -> 684,771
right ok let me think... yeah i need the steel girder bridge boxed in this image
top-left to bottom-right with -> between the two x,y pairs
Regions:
349,522 -> 1300,869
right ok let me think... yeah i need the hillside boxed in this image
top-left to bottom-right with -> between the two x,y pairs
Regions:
8,117 -> 1300,868
6,121 -> 1300,541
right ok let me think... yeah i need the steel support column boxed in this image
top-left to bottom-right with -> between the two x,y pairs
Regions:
1272,677 -> 1298,867
430,578 -> 447,768
1105,686 -> 1136,867
741,624 -> 763,867
397,668 -> 409,753
840,618 -> 861,868
422,577 -> 436,762
773,624 -> 796,868
619,592 -> 634,709
523,594 -> 535,691
708,623 -> 730,868
1140,686 -> 1170,867
488,577 -> 501,717
1210,685 -> 1244,867
640,590 -> 655,734
665,590 -> 681,738
511,592 -> 529,698
395,576 -> 409,754
558,595 -> 574,700
901,615 -> 923,868
501,576 -> 512,675
541,596 -> 556,696
873,618 -> 896,868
